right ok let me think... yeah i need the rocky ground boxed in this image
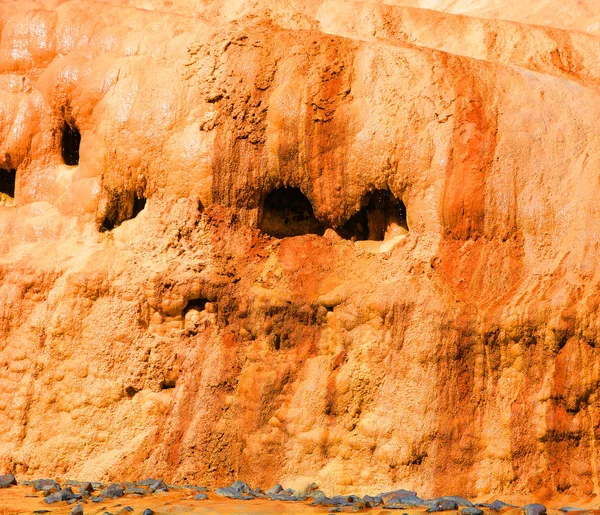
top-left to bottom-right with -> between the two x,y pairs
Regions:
0,475 -> 595,515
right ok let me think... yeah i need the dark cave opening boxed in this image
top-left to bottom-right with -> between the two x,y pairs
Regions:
160,378 -> 176,390
337,189 -> 408,241
132,194 -> 147,218
183,297 -> 210,335
259,187 -> 325,238
100,193 -> 147,232
100,216 -> 116,232
0,169 -> 16,198
184,298 -> 208,313
61,123 -> 81,166
125,385 -> 139,398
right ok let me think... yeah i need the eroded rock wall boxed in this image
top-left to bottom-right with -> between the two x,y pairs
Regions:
2,0 -> 600,502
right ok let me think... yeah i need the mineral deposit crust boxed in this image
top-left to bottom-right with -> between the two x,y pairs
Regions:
1,0 -> 600,503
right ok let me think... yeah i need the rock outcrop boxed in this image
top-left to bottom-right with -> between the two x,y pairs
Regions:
2,0 -> 600,502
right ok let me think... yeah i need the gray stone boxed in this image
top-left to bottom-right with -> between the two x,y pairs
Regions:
446,496 -> 474,507
148,479 -> 168,493
194,493 -> 208,500
479,500 -> 515,511
91,496 -> 105,503
231,480 -> 252,493
266,484 -> 284,496
298,483 -> 320,499
524,504 -> 547,515
136,478 -> 158,486
44,487 -> 81,504
123,483 -> 147,496
79,482 -> 94,493
142,510 -> 155,515
386,494 -> 427,507
216,481 -> 256,500
0,474 -> 17,488
70,505 -> 84,515
364,495 -> 384,507
559,508 -> 588,513
299,489 -> 325,500
462,508 -> 484,515
99,484 -> 124,499
380,489 -> 417,502
215,486 -> 255,500
33,479 -> 60,493
313,495 -> 364,508
427,498 -> 459,512
115,508 -> 134,515
312,497 -> 340,507
268,486 -> 299,501
270,494 -> 300,502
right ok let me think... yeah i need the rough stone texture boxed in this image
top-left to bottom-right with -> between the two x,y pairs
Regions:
524,505 -> 547,515
33,478 -> 60,493
0,474 -> 16,488
2,0 -> 600,503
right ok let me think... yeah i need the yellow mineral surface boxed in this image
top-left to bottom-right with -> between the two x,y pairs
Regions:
1,0 -> 600,503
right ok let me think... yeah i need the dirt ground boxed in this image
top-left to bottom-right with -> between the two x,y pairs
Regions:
0,486 -> 599,515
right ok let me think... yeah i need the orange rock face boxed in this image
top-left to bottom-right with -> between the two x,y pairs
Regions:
2,0 -> 600,502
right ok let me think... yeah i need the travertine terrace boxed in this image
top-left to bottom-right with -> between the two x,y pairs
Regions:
2,0 -> 600,502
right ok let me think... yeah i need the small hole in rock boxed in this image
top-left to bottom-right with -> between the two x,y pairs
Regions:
273,334 -> 281,351
100,192 -> 147,232
132,194 -> 146,218
61,124 -> 81,166
100,215 -> 116,232
259,187 -> 325,238
184,298 -> 208,312
337,189 -> 408,241
0,168 -> 16,198
160,378 -> 176,390
183,298 -> 210,334
125,386 -> 139,398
